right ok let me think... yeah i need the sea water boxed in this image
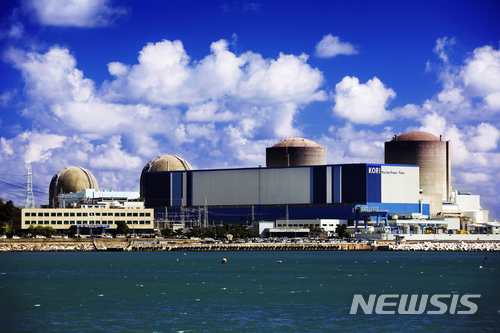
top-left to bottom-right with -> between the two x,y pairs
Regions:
0,251 -> 498,332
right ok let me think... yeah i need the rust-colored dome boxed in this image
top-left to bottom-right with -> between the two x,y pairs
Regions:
272,137 -> 321,148
393,131 -> 441,142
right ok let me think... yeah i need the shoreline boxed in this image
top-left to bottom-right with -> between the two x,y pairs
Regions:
1,239 -> 500,252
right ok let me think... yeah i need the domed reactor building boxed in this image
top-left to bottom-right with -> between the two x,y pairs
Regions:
266,138 -> 327,167
49,166 -> 99,208
140,154 -> 193,201
384,131 -> 451,216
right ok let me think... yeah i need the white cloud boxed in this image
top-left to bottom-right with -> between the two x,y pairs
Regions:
8,22 -> 24,39
433,37 -> 455,63
26,0 -> 128,27
466,123 -> 500,152
90,136 -> 143,170
103,40 -> 326,107
332,76 -> 396,124
315,35 -> 358,58
185,102 -> 234,122
6,46 -> 95,105
460,45 -> 500,110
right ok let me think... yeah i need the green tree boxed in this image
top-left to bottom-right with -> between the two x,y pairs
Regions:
335,225 -> 350,238
309,225 -> 324,233
0,199 -> 14,235
0,199 -> 14,223
185,226 -> 204,238
161,227 -> 174,237
116,221 -> 130,235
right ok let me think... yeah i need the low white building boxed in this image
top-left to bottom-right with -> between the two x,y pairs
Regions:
14,201 -> 154,235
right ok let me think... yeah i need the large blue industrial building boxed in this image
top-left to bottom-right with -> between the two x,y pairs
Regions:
143,162 -> 429,224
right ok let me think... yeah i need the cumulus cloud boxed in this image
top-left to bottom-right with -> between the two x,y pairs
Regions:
460,45 -> 500,103
1,37 -> 328,205
90,136 -> 143,170
26,0 -> 128,27
315,35 -> 358,58
427,39 -> 500,118
466,123 -> 500,152
332,76 -> 396,124
102,39 -> 326,106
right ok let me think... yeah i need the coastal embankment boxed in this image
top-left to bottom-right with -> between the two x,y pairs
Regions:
383,241 -> 500,251
0,239 -> 371,252
1,239 -> 500,252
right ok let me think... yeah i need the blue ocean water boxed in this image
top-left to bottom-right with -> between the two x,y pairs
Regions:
0,251 -> 498,332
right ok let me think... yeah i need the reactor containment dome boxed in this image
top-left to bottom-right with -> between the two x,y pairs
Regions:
384,131 -> 451,216
266,137 -> 327,167
49,166 -> 99,208
140,154 -> 193,199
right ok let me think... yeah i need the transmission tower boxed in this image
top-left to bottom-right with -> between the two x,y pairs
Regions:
25,163 -> 35,208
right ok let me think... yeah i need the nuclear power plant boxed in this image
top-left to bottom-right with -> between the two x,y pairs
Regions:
266,138 -> 327,167
13,132 -> 499,239
49,166 -> 99,208
385,131 -> 451,216
140,154 -> 193,200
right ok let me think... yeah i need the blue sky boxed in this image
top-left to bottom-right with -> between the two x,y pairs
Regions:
1,0 -> 500,219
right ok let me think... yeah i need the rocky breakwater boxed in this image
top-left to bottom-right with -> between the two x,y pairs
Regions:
387,241 -> 500,252
128,242 -> 372,251
0,238 -> 97,252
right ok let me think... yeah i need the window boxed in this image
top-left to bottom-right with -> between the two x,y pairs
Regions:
24,220 -> 30,224
64,212 -> 69,217
44,221 -> 49,225
44,213 -> 49,217
140,213 -> 144,217
145,221 -> 150,224
57,221 -> 62,224
70,221 -> 75,225
38,213 -> 43,217
145,213 -> 150,217
38,221 -> 43,225
127,221 -> 132,224
83,221 -> 87,224
115,213 -> 119,217
96,213 -> 100,216
51,212 -> 56,217
120,213 -> 125,217
140,221 -> 144,225
133,221 -> 138,225
77,213 -> 82,217
64,221 -> 69,224
133,213 -> 138,217
51,221 -> 56,225
127,213 -> 132,217
57,213 -> 62,217
83,213 -> 88,217
70,212 -> 75,217
89,213 -> 94,216
25,212 -> 30,217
